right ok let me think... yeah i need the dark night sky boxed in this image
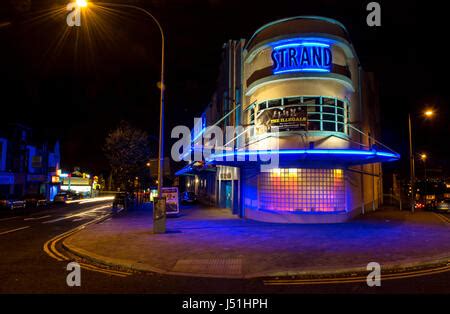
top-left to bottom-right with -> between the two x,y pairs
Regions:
0,0 -> 449,177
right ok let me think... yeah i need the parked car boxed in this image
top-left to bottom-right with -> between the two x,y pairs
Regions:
181,191 -> 197,204
53,191 -> 80,203
436,199 -> 450,212
0,194 -> 27,210
24,194 -> 48,208
112,192 -> 131,211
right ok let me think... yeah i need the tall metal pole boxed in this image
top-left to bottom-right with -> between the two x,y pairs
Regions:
423,158 -> 427,200
98,3 -> 165,197
157,37 -> 165,198
408,113 -> 415,213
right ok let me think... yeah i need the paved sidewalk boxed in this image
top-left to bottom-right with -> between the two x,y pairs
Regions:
63,206 -> 450,278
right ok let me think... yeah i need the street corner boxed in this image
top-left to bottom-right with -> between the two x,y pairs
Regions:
1,0 -> 450,300
57,205 -> 450,280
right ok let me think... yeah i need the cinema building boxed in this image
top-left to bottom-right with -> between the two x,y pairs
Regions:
176,16 -> 400,223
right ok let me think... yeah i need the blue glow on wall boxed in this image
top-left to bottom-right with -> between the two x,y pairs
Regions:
271,41 -> 332,74
212,149 -> 400,159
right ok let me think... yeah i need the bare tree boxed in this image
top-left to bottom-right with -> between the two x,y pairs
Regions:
103,121 -> 150,191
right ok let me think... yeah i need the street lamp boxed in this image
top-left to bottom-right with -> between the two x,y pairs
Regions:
76,0 -> 88,7
75,1 -> 167,232
420,153 -> 428,198
424,110 -> 434,118
75,1 -> 166,189
408,109 -> 434,213
146,162 -> 152,186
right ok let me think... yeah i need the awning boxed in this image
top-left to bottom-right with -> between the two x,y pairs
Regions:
206,148 -> 400,168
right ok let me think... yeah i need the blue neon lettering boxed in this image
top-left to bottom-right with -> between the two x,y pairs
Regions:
271,42 -> 332,74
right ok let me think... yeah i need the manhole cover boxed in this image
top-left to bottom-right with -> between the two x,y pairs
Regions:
172,258 -> 242,276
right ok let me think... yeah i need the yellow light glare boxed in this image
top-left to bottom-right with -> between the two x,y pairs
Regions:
76,0 -> 88,8
424,110 -> 434,117
420,153 -> 427,160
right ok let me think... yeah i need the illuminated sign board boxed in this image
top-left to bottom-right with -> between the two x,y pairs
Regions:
161,187 -> 179,215
271,42 -> 332,74
256,106 -> 307,134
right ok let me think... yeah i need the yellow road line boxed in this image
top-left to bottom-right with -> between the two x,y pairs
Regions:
43,241 -> 65,262
264,265 -> 450,285
78,262 -> 130,277
43,213 -> 131,277
434,213 -> 449,224
44,228 -> 80,262
439,214 -> 449,223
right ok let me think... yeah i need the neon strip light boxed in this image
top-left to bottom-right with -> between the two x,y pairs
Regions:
274,42 -> 330,49
274,68 -> 330,75
211,149 -> 400,159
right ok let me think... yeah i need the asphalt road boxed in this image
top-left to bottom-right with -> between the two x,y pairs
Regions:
0,203 -> 449,294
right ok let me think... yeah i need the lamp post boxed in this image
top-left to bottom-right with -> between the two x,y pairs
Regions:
408,109 -> 434,213
74,1 -> 166,232
101,2 -> 165,199
74,1 -> 165,198
420,153 -> 427,200
146,162 -> 151,185
408,113 -> 415,213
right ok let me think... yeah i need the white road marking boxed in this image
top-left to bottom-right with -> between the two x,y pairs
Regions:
66,196 -> 114,204
0,226 -> 30,236
0,216 -> 20,222
72,218 -> 86,222
42,205 -> 111,224
24,215 -> 51,221
41,217 -> 67,224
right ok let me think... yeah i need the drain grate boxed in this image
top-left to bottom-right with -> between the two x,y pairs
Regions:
172,258 -> 242,276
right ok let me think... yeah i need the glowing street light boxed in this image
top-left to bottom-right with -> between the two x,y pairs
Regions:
71,1 -> 167,232
424,110 -> 434,118
76,0 -> 88,8
408,109 -> 435,213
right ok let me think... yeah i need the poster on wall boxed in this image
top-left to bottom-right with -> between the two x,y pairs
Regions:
256,106 -> 307,134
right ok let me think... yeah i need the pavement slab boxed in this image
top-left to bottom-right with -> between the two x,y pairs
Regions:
63,206 -> 450,278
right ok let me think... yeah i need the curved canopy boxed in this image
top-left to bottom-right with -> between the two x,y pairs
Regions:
207,149 -> 400,168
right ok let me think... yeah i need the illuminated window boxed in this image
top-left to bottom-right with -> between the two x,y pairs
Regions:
254,96 -> 349,135
258,168 -> 345,212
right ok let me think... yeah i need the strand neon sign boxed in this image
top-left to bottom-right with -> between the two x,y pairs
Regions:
271,41 -> 332,74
